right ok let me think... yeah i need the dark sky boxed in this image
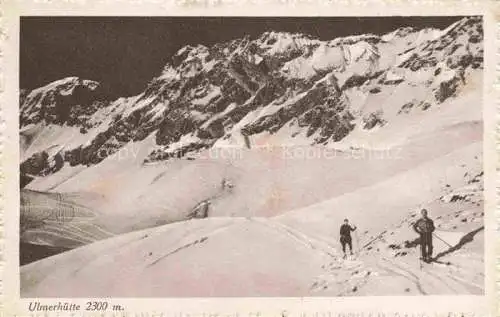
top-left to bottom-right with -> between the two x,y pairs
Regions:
21,16 -> 465,98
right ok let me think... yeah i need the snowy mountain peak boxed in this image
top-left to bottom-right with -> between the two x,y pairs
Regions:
443,16 -> 481,34
21,77 -> 105,127
25,76 -> 100,100
381,26 -> 415,42
258,30 -> 317,44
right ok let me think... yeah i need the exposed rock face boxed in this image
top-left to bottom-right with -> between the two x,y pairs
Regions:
363,111 -> 386,130
434,73 -> 465,103
19,17 -> 483,184
21,77 -> 107,127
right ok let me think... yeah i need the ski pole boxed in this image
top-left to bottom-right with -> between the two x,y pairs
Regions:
355,230 -> 360,255
360,233 -> 383,250
432,233 -> 454,248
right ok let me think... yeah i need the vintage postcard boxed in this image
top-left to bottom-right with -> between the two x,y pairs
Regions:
1,1 -> 497,316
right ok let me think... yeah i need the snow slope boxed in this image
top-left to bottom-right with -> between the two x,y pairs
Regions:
21,144 -> 484,296
21,118 -> 484,296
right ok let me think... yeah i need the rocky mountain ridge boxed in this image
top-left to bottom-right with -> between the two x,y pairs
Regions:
20,17 -> 483,184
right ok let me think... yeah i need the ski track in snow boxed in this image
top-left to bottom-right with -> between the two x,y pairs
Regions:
252,214 -> 483,296
145,220 -> 236,267
251,218 -> 339,258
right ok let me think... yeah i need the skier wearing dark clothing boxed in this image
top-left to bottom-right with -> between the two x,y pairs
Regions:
413,209 -> 435,263
340,219 -> 357,258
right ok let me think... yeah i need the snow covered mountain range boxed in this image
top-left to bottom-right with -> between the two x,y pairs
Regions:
20,17 -> 485,296
21,17 -> 482,174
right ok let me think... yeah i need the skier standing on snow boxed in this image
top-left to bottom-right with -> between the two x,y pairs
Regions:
340,218 -> 357,259
413,208 -> 435,263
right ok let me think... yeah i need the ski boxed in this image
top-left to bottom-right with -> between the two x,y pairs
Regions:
427,259 -> 452,266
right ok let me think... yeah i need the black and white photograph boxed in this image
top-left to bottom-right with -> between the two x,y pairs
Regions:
18,15 -> 486,298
